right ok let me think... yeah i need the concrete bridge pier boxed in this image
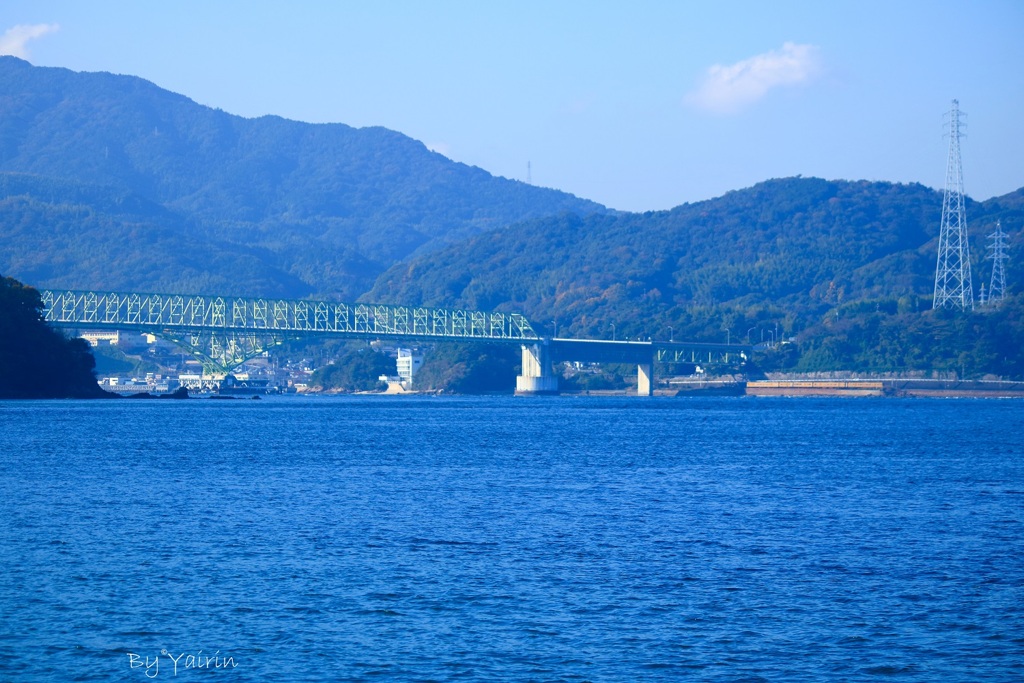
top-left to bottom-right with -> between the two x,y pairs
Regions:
637,362 -> 654,397
515,341 -> 559,395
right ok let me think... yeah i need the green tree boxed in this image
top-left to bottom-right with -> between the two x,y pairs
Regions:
310,347 -> 395,392
0,276 -> 105,397
414,343 -> 521,393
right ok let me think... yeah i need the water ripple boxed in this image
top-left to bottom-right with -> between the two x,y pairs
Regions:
0,396 -> 1022,681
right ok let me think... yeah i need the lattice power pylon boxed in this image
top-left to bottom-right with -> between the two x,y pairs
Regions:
986,220 -> 1008,305
933,99 -> 974,310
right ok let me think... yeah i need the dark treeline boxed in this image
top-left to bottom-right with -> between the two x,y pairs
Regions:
0,276 -> 106,397
413,343 -> 520,394
789,294 -> 1024,378
310,347 -> 396,392
307,343 -> 520,394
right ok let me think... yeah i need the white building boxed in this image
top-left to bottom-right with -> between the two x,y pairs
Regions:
79,330 -> 121,346
396,348 -> 423,387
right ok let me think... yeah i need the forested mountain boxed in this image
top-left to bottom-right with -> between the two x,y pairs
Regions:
0,172 -> 311,295
0,57 -> 606,298
368,178 -> 1018,333
368,178 -> 1024,377
0,276 -> 105,398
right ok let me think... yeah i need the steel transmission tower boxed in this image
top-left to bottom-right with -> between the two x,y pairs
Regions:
986,220 -> 1008,305
933,100 -> 974,310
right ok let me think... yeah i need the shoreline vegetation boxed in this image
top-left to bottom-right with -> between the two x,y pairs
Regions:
0,276 -> 110,399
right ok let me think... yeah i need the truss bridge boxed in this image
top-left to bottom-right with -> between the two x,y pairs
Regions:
42,289 -> 539,371
41,288 -> 751,394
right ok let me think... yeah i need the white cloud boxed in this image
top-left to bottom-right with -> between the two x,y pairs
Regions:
0,23 -> 60,59
687,42 -> 822,114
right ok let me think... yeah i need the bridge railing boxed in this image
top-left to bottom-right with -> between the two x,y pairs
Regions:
41,289 -> 540,342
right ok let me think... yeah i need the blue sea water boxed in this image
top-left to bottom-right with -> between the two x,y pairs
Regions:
0,395 -> 1021,682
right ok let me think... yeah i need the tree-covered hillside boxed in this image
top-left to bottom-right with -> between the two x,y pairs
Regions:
0,173 -> 311,295
0,276 -> 105,398
0,57 -> 606,298
368,178 -> 1024,377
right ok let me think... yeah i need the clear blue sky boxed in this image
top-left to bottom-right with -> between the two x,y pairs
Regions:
2,1 -> 1022,212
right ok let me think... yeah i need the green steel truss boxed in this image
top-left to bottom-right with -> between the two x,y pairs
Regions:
655,344 -> 747,365
42,289 -> 539,371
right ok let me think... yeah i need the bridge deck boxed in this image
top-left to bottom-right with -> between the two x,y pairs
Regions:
40,288 -> 750,371
41,289 -> 539,342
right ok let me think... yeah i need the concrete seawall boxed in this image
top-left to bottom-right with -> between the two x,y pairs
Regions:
747,379 -> 1024,398
666,379 -> 1024,398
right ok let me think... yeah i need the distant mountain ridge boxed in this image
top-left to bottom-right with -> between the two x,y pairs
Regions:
368,177 -> 1023,338
0,56 -> 607,298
